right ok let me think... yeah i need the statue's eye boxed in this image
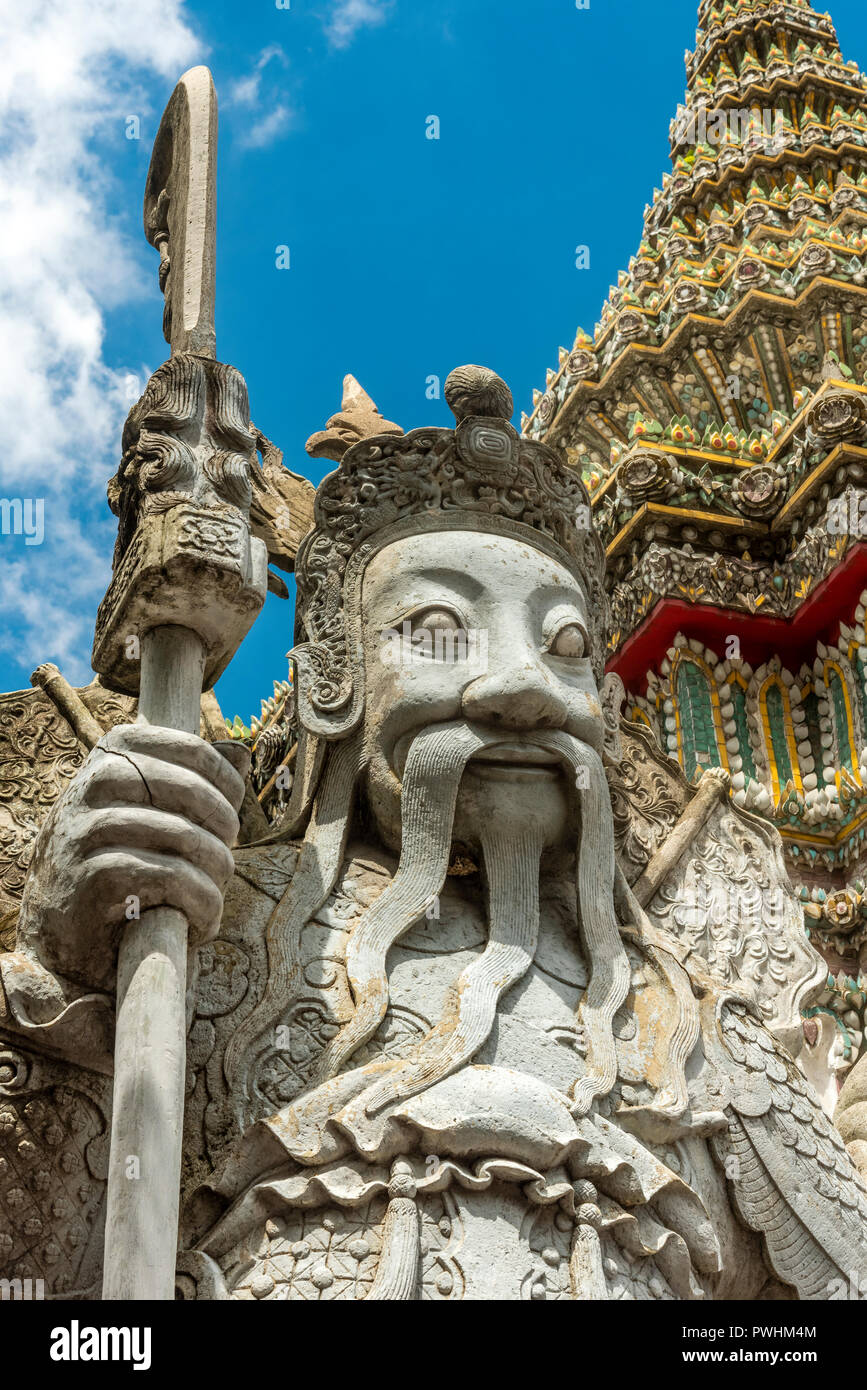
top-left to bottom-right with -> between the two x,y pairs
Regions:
548,623 -> 587,658
412,608 -> 460,636
405,608 -> 470,662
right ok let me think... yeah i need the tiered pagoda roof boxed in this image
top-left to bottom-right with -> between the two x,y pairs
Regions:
527,0 -> 867,1056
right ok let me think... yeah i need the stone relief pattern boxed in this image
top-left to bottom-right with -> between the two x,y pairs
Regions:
183,853 -> 419,1183
0,686 -> 134,919
520,1201 -> 577,1300
221,1190 -> 478,1301
649,813 -> 802,1015
607,721 -> 687,879
282,862 -> 434,1093
182,847 -> 302,1183
220,1186 -> 710,1301
259,870 -> 370,1106
351,1005 -> 432,1069
0,692 -> 83,910
418,1192 -> 467,1301
0,1053 -> 109,1296
185,926 -> 260,1184
595,1234 -> 678,1302
223,1197 -> 390,1299
220,1190 -> 630,1302
714,1002 -> 867,1297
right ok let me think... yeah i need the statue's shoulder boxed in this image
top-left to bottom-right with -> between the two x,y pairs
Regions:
0,675 -> 136,1293
0,673 -> 133,936
230,840 -> 303,902
611,718 -> 826,1064
707,995 -> 867,1299
619,868 -> 867,1299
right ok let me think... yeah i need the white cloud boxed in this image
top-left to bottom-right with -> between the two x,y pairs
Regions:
326,0 -> 392,49
240,104 -> 294,149
0,0 -> 200,683
228,45 -> 286,107
227,47 -> 294,149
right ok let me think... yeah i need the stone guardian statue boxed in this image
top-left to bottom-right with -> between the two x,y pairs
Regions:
0,65 -> 865,1301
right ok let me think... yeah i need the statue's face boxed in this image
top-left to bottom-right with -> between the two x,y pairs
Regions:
360,530 -> 604,853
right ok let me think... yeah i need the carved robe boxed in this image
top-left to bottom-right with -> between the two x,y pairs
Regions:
1,702 -> 866,1300
174,839 -> 867,1302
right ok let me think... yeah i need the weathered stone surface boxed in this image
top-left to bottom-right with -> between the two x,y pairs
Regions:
93,354 -> 268,695
305,375 -> 403,464
144,66 -> 218,358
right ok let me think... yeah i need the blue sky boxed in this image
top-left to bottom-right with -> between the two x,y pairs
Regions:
1,0 -> 864,724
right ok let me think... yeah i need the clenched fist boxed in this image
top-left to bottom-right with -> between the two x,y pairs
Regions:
16,723 -> 248,993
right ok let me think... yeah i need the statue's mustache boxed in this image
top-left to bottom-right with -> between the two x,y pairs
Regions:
392,720 -> 597,783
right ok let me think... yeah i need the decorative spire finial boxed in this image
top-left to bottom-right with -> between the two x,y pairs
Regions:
305,374 -> 403,462
444,365 -> 514,422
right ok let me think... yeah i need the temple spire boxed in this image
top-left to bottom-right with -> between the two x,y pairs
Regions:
523,0 -> 867,907
525,0 -> 864,446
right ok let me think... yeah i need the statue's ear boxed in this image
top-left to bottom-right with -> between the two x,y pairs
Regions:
600,671 -> 625,763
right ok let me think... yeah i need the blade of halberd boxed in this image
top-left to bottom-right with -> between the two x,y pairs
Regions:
144,65 -> 217,359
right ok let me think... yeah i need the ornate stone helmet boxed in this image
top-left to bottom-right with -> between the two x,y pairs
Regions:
292,365 -> 608,739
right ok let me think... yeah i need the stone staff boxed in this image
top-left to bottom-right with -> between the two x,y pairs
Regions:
91,67 -> 267,1299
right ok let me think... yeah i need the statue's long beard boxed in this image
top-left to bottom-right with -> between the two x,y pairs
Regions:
355,823 -> 545,1119
322,724 -> 631,1117
226,720 -> 631,1118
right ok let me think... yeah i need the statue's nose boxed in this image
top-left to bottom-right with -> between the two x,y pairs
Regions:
461,654 -> 568,730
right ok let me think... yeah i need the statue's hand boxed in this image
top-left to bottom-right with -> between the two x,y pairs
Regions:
15,723 -> 246,993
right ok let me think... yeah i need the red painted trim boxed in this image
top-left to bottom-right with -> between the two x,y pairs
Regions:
608,541 -> 867,696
